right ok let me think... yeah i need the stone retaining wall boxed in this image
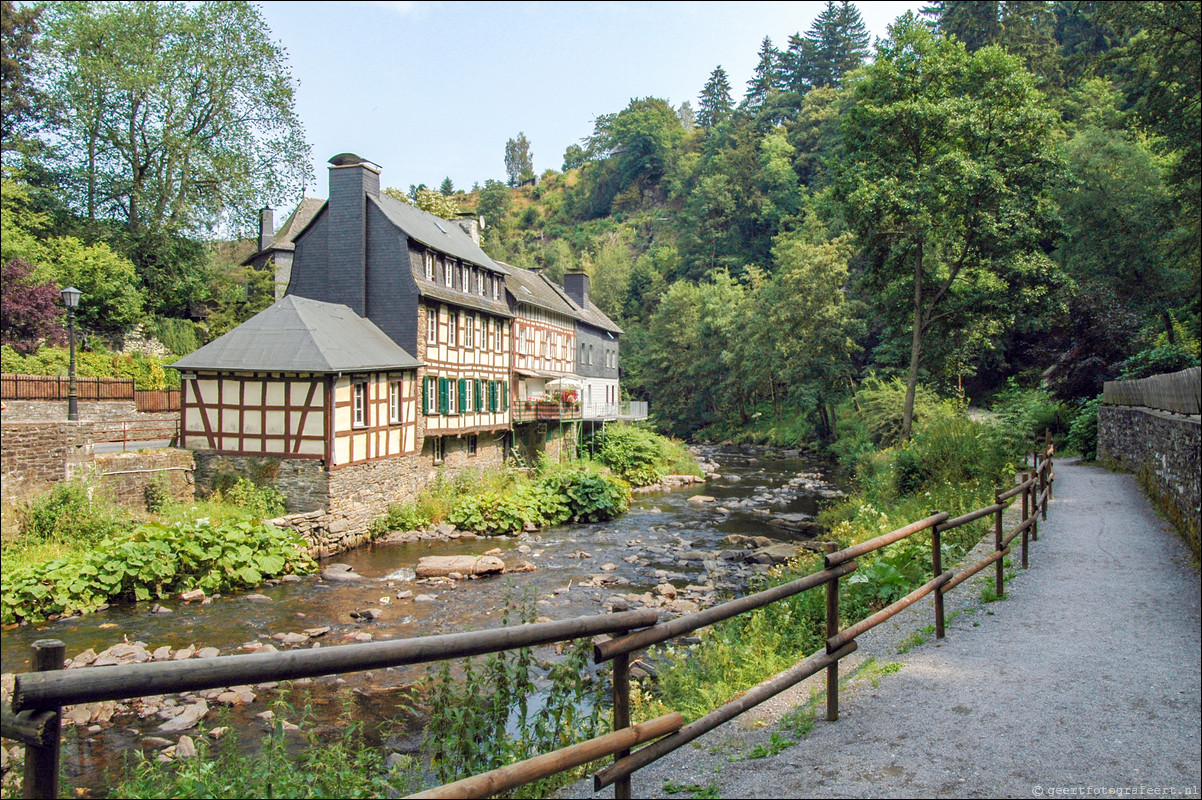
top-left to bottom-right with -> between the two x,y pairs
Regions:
1098,405 -> 1201,558
191,452 -> 329,513
1,400 -> 141,422
94,449 -> 194,510
0,421 -> 95,502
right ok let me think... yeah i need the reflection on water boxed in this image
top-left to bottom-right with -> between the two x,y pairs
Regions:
0,445 -> 846,794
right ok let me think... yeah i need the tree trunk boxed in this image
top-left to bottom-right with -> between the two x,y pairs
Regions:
901,239 -> 924,440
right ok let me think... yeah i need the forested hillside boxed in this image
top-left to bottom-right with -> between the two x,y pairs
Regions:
468,2 -> 1200,441
3,1 -> 1198,441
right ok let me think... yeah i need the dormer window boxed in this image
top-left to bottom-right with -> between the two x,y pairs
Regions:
492,277 -> 499,301
461,262 -> 469,290
424,251 -> 435,281
477,270 -> 484,295
444,257 -> 453,287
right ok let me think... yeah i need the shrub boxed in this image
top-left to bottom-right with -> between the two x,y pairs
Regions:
1119,344 -> 1199,380
17,477 -> 129,548
543,469 -> 630,523
213,477 -> 286,518
854,376 -> 958,448
1,517 -> 316,624
591,424 -> 667,486
1067,396 -> 1101,460
373,501 -> 430,535
991,381 -> 1069,451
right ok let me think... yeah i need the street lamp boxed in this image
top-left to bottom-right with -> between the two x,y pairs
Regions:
61,286 -> 81,422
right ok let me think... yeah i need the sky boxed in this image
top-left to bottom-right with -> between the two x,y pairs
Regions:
257,1 -> 924,205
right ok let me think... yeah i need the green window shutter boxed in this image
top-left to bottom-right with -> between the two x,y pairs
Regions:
475,379 -> 483,410
438,377 -> 449,414
422,377 -> 430,415
502,382 -> 509,411
458,378 -> 467,412
489,381 -> 497,412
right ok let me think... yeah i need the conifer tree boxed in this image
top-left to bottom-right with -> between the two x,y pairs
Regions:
805,1 -> 872,88
921,1 -> 1001,51
744,36 -> 782,109
781,32 -> 812,95
1001,0 -> 1063,87
697,66 -> 733,129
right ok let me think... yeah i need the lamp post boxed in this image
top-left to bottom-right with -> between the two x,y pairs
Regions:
61,286 -> 81,422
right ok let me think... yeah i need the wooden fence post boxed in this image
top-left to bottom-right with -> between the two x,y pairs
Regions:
23,639 -> 64,800
932,522 -> 945,639
1031,451 -> 1040,543
612,652 -> 632,800
1021,472 -> 1030,570
994,488 -> 1004,598
823,542 -> 839,721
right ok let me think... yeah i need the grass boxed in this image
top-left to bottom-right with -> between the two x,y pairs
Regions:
664,781 -> 722,799
897,625 -> 935,654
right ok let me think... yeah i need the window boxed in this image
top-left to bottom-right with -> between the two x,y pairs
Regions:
447,377 -> 458,414
423,376 -> 437,415
589,344 -> 594,365
427,306 -> 438,344
492,278 -> 499,301
389,380 -> 402,423
461,262 -> 469,290
424,251 -> 435,281
353,381 -> 367,427
432,436 -> 444,464
477,270 -> 484,295
463,378 -> 474,412
465,315 -> 474,348
468,434 -> 478,456
580,342 -> 585,364
448,311 -> 457,346
444,256 -> 453,287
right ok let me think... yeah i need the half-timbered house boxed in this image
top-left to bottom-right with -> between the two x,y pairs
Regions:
559,272 -> 625,421
285,153 -> 512,469
502,262 -> 581,460
173,295 -> 420,517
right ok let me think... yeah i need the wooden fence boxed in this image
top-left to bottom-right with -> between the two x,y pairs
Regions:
2,437 -> 1055,800
134,389 -> 180,413
1103,366 -> 1201,415
0,373 -> 134,402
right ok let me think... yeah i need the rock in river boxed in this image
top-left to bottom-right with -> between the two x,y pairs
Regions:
321,564 -> 363,581
415,555 -> 505,578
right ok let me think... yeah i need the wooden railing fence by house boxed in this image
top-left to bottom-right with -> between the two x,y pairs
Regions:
2,435 -> 1055,800
1,374 -> 179,413
1,373 -> 135,402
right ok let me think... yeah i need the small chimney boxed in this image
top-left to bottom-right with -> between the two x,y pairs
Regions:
457,216 -> 482,245
258,207 -> 274,252
564,271 -> 589,308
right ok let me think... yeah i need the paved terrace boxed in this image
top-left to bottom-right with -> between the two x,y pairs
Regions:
563,459 -> 1201,799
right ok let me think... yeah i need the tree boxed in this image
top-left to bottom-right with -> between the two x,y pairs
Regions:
836,15 -> 1063,437
1,1 -> 43,157
384,186 -> 461,219
697,66 -> 733,129
921,1 -> 1001,50
805,1 -> 872,88
1,258 -> 64,353
1000,0 -> 1063,87
744,37 -> 782,109
39,1 -> 311,235
439,176 -> 454,196
562,143 -> 587,171
504,132 -> 534,187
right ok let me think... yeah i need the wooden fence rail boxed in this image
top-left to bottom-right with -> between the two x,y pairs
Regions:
1,433 -> 1055,800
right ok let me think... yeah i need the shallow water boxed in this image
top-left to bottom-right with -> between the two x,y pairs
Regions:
0,445 -> 846,794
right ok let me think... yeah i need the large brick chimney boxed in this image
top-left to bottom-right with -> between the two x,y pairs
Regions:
325,153 -> 380,317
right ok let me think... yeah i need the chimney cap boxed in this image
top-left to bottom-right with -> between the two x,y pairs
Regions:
328,152 -> 380,170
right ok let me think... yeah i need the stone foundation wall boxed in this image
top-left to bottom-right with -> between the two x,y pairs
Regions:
265,436 -> 508,557
0,421 -> 95,502
513,422 -> 576,464
191,452 -> 330,513
1098,405 -> 1201,557
94,449 -> 194,510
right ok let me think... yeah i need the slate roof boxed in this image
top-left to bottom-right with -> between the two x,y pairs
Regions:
172,296 -> 420,373
541,278 -> 624,335
500,262 -> 579,318
371,194 -> 508,275
242,197 -> 324,264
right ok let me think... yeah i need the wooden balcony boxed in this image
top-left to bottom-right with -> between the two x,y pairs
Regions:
512,400 -> 583,423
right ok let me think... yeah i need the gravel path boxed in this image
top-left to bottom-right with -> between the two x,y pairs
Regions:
558,458 -> 1201,799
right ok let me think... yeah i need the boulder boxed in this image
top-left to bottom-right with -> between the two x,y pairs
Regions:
321,564 -> 363,581
157,700 -> 208,733
415,555 -> 505,578
746,543 -> 799,566
687,495 -> 717,504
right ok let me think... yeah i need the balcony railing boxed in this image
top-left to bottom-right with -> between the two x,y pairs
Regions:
512,400 -> 583,423
620,400 -> 649,420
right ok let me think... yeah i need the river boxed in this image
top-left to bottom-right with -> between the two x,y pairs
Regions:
0,444 -> 847,795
